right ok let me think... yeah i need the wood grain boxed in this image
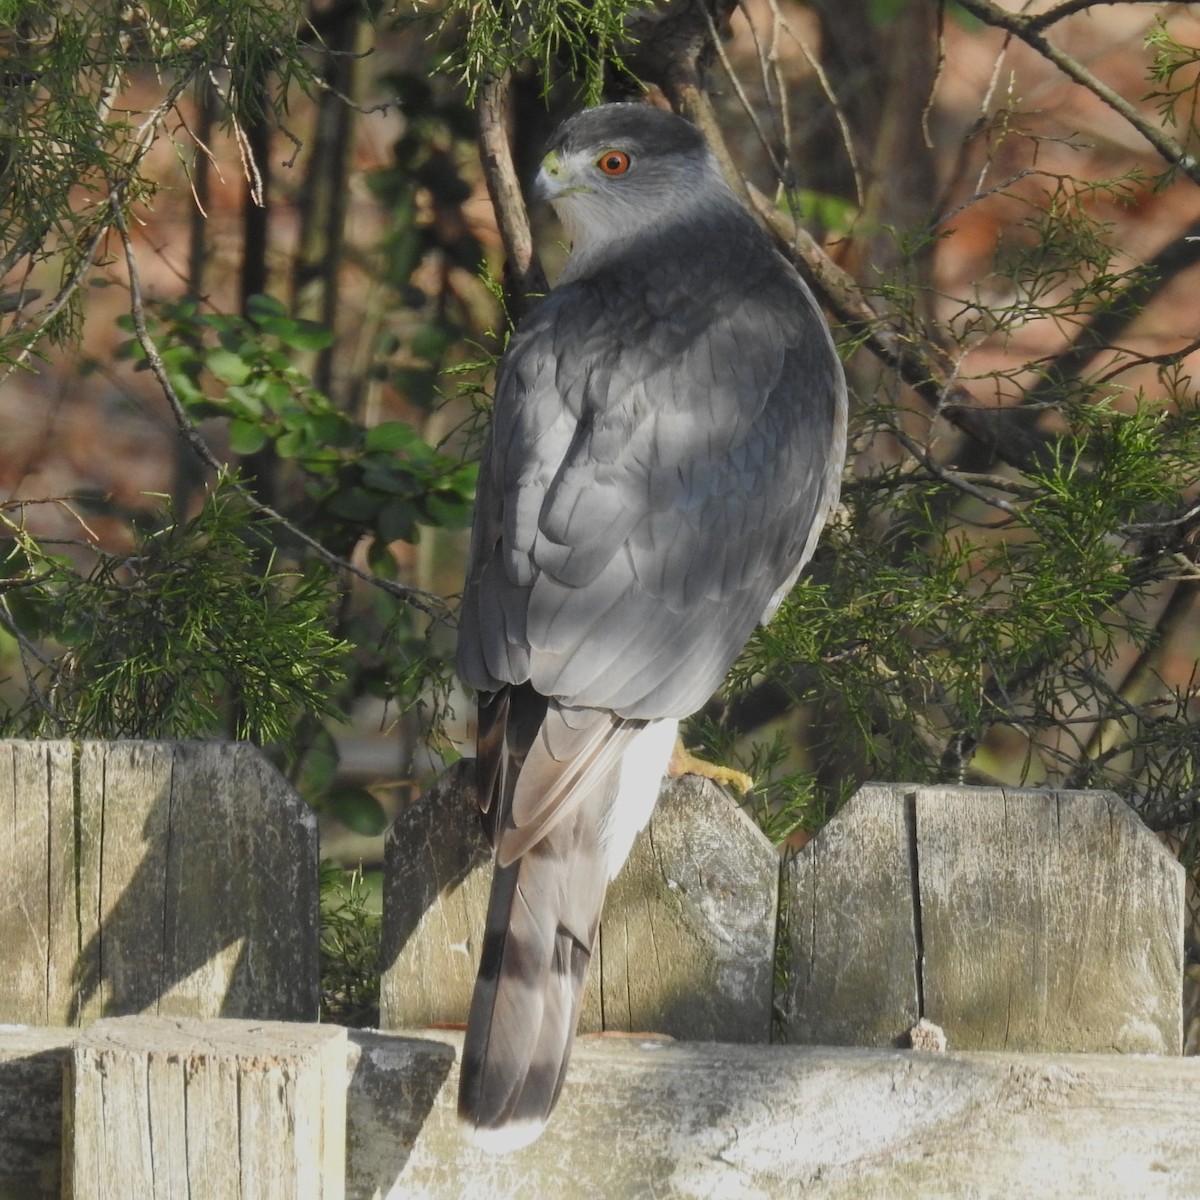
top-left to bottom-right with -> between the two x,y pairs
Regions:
915,785 -> 1184,1053
5,1024 -> 1200,1198
65,1017 -> 347,1200
591,774 -> 777,1040
381,769 -> 777,1042
0,1025 -> 73,1200
784,783 -> 1183,1053
784,782 -> 921,1045
0,741 -> 76,1026
0,740 -> 320,1025
379,759 -> 490,1030
354,1030 -> 1200,1200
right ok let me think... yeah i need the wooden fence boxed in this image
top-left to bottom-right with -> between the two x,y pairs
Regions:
0,739 -> 1196,1199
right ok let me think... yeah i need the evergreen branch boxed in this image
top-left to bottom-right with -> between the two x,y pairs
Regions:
882,421 -> 1024,522
0,599 -> 61,729
954,0 -> 1200,186
0,70 -> 193,384
1022,216 -> 1200,406
111,204 -> 454,625
1072,580 -> 1196,774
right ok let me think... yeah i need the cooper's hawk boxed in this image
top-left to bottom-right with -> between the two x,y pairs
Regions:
456,102 -> 847,1151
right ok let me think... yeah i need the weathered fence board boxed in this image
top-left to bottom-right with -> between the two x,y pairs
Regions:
590,774 -> 777,1040
785,782 -> 921,1046
0,742 -> 77,1028
0,739 -> 1191,1196
0,740 -> 320,1026
381,769 -> 776,1041
379,760 -> 488,1030
785,783 -> 1184,1053
916,785 -> 1184,1052
64,1017 -> 347,1200
358,1031 -> 1200,1200
0,1025 -> 73,1200
5,1025 -> 1199,1200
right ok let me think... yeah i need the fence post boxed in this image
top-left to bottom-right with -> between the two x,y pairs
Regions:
379,760 -> 489,1030
587,773 -> 777,1040
381,768 -> 778,1040
0,739 -> 320,1025
0,1027 -> 74,1200
64,1017 -> 347,1200
784,783 -> 1185,1053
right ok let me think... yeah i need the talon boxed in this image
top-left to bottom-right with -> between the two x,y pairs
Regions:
667,738 -> 754,795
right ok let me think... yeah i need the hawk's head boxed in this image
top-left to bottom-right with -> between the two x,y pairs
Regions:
535,103 -> 731,269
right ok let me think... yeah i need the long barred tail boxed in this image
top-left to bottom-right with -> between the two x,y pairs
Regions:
457,785 -> 612,1153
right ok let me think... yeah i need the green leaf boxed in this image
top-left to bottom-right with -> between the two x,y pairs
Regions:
276,428 -> 307,458
364,421 -> 421,454
228,419 -> 268,456
326,486 -> 381,521
377,498 -> 418,543
260,376 -> 292,411
311,412 -> 355,446
257,314 -> 335,351
245,294 -> 287,320
225,385 -> 265,419
423,492 -> 472,530
325,785 -> 388,836
207,347 -> 252,386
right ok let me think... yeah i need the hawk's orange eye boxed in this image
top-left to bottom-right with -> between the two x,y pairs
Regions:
596,150 -> 630,176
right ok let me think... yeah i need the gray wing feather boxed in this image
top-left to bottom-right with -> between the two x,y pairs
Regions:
457,214 -> 845,720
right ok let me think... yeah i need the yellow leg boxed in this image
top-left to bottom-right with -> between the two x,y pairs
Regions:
667,737 -> 754,795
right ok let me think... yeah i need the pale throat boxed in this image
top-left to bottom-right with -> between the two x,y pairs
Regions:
552,184 -> 727,282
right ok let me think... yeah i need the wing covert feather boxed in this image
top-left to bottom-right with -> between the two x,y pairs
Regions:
457,208 -> 846,720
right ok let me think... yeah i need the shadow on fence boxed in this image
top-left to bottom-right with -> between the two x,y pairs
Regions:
0,739 -> 1193,1199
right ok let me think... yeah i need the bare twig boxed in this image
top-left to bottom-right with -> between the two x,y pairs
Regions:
954,0 -> 1200,186
671,77 -> 755,209
1025,0 -> 1168,33
743,181 -> 1056,470
701,2 -> 788,184
765,0 -> 864,206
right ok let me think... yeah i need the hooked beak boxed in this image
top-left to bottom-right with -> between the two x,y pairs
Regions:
535,150 -> 588,203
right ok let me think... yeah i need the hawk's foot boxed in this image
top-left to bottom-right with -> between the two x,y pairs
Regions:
667,739 -> 753,795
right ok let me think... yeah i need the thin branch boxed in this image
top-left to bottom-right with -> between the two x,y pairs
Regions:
111,203 -> 453,624
743,180 -> 1057,470
765,0 -> 864,207
702,2 -> 788,184
1023,215 -> 1200,407
475,71 -> 546,312
1089,335 -> 1200,387
955,0 -> 1200,186
670,79 -> 755,209
933,168 -> 1042,229
883,421 -> 1025,521
1025,0 -> 1168,33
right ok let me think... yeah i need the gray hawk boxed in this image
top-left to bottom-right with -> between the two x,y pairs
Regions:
455,102 -> 847,1151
